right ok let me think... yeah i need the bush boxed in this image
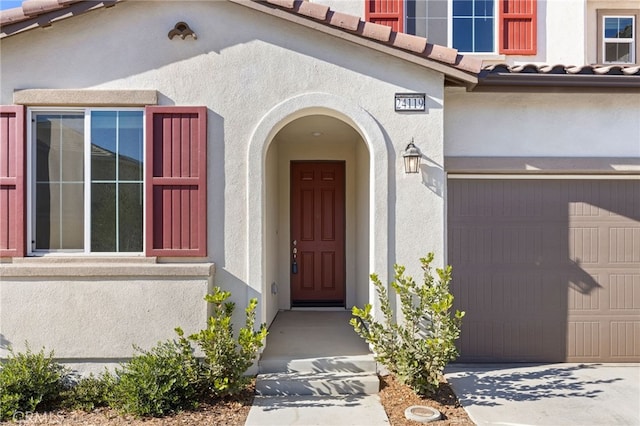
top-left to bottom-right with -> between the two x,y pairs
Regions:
178,286 -> 268,397
110,340 -> 202,417
61,372 -> 115,412
0,346 -> 68,421
351,253 -> 465,396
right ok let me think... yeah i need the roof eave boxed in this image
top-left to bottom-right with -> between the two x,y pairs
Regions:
475,73 -> 640,91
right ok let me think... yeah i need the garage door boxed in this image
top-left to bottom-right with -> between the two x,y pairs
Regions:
448,178 -> 640,362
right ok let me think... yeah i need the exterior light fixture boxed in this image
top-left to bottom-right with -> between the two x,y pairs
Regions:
402,139 -> 421,174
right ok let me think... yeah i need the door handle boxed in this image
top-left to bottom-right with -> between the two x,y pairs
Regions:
291,241 -> 298,274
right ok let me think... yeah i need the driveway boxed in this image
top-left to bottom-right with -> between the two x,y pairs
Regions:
445,363 -> 640,426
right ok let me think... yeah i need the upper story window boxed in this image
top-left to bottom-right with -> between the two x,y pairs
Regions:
452,0 -> 495,53
602,15 -> 636,64
368,0 -> 537,55
31,109 -> 144,254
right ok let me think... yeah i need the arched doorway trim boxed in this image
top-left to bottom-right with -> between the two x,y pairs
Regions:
247,92 -> 389,323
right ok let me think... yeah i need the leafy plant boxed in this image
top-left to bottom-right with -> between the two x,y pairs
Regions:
61,372 -> 115,412
110,340 -> 202,417
0,346 -> 68,421
178,286 -> 268,397
351,253 -> 465,395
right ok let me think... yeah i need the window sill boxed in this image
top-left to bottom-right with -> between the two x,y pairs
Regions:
0,257 -> 215,278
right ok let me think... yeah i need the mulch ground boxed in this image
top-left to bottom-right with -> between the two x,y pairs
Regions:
1,375 -> 474,425
378,375 -> 475,426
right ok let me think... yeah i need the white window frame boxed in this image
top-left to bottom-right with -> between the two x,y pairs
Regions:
601,15 -> 636,64
448,0 -> 499,54
27,107 -> 146,256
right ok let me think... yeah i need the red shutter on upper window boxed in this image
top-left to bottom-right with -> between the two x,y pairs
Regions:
145,106 -> 207,257
0,106 -> 25,258
365,0 -> 403,32
499,0 -> 537,55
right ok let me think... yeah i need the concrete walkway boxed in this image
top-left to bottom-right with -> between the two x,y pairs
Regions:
245,310 -> 390,426
446,363 -> 640,426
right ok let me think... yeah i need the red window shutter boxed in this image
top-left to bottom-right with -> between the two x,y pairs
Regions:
145,106 -> 207,257
499,0 -> 537,55
365,0 -> 403,33
0,106 -> 25,258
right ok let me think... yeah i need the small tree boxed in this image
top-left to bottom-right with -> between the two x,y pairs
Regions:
177,286 -> 268,396
351,253 -> 464,395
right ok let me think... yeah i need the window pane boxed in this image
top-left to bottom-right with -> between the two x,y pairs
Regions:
475,17 -> 494,52
34,114 -> 84,251
118,111 -> 144,181
91,183 -> 116,252
605,17 -> 634,38
605,42 -> 631,63
61,183 -> 84,249
119,183 -> 143,252
453,0 -> 473,16
476,0 -> 494,17
91,111 -> 117,181
60,116 -> 84,182
453,17 -> 473,51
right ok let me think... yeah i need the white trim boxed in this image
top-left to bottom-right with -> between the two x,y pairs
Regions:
447,173 -> 640,180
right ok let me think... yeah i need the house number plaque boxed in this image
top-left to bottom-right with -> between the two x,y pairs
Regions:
395,93 -> 426,112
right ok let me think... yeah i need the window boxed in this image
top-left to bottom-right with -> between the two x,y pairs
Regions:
602,15 -> 636,63
0,104 -> 207,258
452,0 -> 495,53
31,109 -> 144,254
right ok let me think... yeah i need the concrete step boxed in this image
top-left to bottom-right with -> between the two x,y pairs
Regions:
255,371 -> 380,396
259,354 -> 377,374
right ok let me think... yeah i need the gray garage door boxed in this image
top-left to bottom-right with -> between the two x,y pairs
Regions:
448,178 -> 640,362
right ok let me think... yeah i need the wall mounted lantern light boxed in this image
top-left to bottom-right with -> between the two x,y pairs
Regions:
402,139 -> 421,174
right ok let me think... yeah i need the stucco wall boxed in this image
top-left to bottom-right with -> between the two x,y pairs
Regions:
0,259 -> 213,368
444,88 -> 640,158
0,0 -> 448,362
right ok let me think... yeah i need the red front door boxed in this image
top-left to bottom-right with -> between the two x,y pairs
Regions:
290,161 -> 346,307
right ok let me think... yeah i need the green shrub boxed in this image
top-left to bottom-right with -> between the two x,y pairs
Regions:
61,372 -> 115,412
0,346 -> 68,421
177,286 -> 268,397
110,340 -> 202,417
351,253 -> 465,396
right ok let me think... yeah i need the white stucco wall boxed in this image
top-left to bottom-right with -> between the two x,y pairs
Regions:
0,0 -> 448,363
444,88 -> 640,158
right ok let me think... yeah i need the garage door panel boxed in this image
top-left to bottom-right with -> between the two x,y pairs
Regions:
449,178 -> 640,362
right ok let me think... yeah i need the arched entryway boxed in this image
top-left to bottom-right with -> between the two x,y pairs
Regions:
247,93 -> 390,326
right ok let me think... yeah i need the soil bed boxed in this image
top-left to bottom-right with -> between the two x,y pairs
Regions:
1,376 -> 473,425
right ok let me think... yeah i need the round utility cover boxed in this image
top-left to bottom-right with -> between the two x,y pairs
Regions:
404,405 -> 442,423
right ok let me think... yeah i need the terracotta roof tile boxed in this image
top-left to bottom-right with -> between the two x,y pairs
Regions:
454,54 -> 484,74
325,10 -> 360,32
483,63 -> 640,76
266,0 -> 294,8
479,63 -> 640,88
22,0 -> 69,16
0,7 -> 28,24
357,21 -> 392,43
390,31 -> 427,53
295,0 -> 328,21
425,43 -> 458,65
